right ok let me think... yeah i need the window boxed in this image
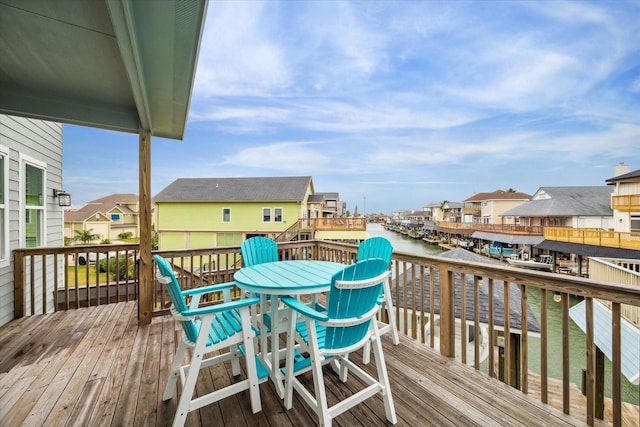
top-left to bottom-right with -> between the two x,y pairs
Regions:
0,146 -> 7,263
222,208 -> 231,222
274,208 -> 283,222
22,155 -> 46,248
111,213 -> 120,220
631,216 -> 640,233
263,208 -> 271,222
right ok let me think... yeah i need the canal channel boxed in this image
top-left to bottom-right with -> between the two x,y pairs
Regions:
367,222 -> 639,404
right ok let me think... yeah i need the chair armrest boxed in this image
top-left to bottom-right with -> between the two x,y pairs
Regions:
183,295 -> 260,317
281,297 -> 329,322
182,281 -> 236,296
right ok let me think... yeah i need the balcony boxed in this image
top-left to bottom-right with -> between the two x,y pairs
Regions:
7,241 -> 640,426
545,227 -> 640,251
612,194 -> 640,212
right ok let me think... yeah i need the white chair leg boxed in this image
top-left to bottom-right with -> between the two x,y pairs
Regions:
241,309 -> 262,413
384,277 -> 400,345
173,326 -> 209,427
372,332 -> 397,424
308,325 -> 330,427
283,308 -> 297,410
163,339 -> 187,401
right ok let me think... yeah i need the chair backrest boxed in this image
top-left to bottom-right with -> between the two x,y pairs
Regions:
154,255 -> 199,343
241,236 -> 279,267
357,237 -> 393,265
324,258 -> 390,350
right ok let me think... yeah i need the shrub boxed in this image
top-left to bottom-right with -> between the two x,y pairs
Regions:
99,255 -> 136,279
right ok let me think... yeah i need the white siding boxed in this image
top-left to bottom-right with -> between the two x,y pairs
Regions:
0,115 -> 63,326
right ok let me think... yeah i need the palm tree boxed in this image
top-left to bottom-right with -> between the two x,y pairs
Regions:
74,229 -> 100,244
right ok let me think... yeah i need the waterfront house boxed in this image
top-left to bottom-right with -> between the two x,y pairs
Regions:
606,162 -> 640,234
501,186 -> 619,272
462,189 -> 531,224
0,115 -> 64,327
314,191 -> 345,217
500,186 -> 613,230
441,201 -> 464,222
64,193 -> 140,242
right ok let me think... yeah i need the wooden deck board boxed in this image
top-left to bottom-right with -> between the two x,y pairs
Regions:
0,302 -> 614,427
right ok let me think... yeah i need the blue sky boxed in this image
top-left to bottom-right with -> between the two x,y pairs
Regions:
63,0 -> 640,214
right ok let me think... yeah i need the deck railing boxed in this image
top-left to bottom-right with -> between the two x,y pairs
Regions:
545,227 -> 640,251
13,240 -> 640,426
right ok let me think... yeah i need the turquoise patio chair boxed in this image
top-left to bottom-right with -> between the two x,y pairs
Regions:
154,255 -> 267,427
240,236 -> 280,325
358,237 -> 400,364
281,258 -> 397,426
240,236 -> 279,267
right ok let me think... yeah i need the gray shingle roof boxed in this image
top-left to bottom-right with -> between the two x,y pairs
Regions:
395,248 -> 540,333
500,186 -> 612,217
153,176 -> 313,202
605,168 -> 640,183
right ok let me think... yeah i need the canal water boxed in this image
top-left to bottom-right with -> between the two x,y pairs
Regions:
367,223 -> 639,404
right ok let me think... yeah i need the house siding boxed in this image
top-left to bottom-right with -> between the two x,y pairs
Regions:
156,200 -> 306,251
0,115 -> 63,326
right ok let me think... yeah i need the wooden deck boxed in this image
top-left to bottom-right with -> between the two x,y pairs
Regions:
0,302 -> 598,426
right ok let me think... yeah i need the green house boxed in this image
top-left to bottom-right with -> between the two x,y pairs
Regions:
153,176 -> 315,250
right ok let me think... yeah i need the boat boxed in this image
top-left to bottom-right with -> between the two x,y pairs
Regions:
482,242 -> 518,258
507,254 -> 553,271
424,317 -> 489,366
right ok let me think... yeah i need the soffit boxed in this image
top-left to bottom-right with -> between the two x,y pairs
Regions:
0,0 -> 207,139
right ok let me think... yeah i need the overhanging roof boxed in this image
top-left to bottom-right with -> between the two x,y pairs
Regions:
0,0 -> 207,139
471,231 -> 544,246
535,240 -> 640,258
570,299 -> 639,385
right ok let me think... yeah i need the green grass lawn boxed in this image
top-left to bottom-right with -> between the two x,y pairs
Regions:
66,264 -> 108,286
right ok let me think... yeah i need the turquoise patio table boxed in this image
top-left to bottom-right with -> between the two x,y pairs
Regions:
234,260 -> 345,397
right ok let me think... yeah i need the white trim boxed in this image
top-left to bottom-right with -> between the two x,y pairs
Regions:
0,144 -> 8,267
19,153 -> 48,247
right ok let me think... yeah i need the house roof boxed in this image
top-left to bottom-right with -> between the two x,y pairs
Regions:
442,202 -> 464,209
535,240 -> 640,258
570,299 -> 639,385
0,1 -> 207,139
308,194 -> 325,203
316,192 -> 339,199
464,190 -> 531,203
154,176 -> 313,202
395,248 -> 540,333
65,193 -> 138,222
500,186 -> 612,217
606,168 -> 640,183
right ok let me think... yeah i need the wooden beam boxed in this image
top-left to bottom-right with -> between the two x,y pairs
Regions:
138,132 -> 152,325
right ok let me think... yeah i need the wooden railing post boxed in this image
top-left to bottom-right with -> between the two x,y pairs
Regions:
439,262 -> 454,358
13,249 -> 26,318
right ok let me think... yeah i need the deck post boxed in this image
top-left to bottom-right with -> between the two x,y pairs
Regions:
439,262 -> 454,358
138,131 -> 153,325
12,250 -> 26,318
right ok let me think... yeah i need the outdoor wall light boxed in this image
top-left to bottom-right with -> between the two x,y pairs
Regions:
53,189 -> 71,207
